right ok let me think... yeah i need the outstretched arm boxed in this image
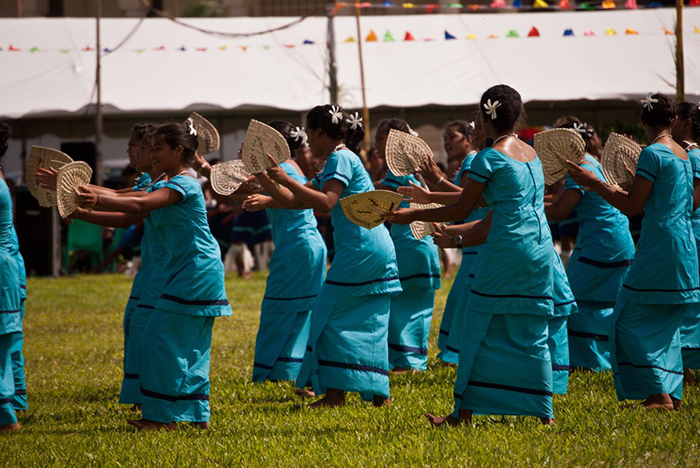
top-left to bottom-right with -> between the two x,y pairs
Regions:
265,156 -> 341,213
545,188 -> 582,222
76,184 -> 183,213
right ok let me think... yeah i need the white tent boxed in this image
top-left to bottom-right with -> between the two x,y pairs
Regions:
1,8 -> 699,120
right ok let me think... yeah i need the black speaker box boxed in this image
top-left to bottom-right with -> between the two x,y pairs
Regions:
15,186 -> 60,276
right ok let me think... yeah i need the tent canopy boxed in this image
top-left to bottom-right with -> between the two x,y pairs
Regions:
1,8 -> 699,119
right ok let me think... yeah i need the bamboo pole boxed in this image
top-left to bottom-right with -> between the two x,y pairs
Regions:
353,1 -> 371,154
95,0 -> 104,185
676,0 -> 685,101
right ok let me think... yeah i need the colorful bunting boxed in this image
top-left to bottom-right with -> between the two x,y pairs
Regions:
425,3 -> 440,13
605,28 -> 617,36
601,0 -> 615,9
382,1 -> 394,5
533,0 -> 548,8
155,45 -> 165,51
344,36 -> 356,43
447,3 -> 463,7
136,49 -> 145,54
29,47 -> 38,53
179,46 -> 186,51
490,0 -> 506,8
196,47 -> 207,52
366,30 -> 378,42
513,0 -> 523,7
384,30 -> 395,42
563,29 -> 574,37
695,26 -> 700,34
487,34 -> 498,39
103,48 -> 112,52
507,30 -> 520,38
625,28 -> 638,35
624,0 -> 637,9
404,31 -> 415,41
584,31 -> 595,36
691,0 -> 700,5
445,30 -> 457,40
559,0 -> 572,8
402,3 -> 415,7
82,45 -> 93,51
220,46 -> 227,51
60,49 -> 70,54
303,40 -> 315,45
9,45 -> 20,52
663,27 -> 674,36
580,3 -> 595,10
241,46 -> 248,52
283,45 -> 295,48
528,27 -> 541,37
466,33 -> 477,40
646,1 -> 662,7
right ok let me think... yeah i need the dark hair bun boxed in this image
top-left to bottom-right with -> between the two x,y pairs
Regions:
480,84 -> 523,132
640,93 -> 675,128
306,104 -> 347,140
269,121 -> 304,153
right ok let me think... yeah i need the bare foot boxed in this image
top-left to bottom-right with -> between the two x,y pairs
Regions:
641,394 -> 674,410
391,367 -> 419,375
129,404 -> 142,413
540,417 -> 556,426
309,389 -> 345,409
0,422 -> 21,433
127,419 -> 177,431
425,410 -> 472,427
190,422 -> 210,430
294,387 -> 316,399
672,397 -> 683,411
684,369 -> 697,387
372,396 -> 391,407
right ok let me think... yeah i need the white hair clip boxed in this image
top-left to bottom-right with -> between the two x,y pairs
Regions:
347,112 -> 363,130
187,117 -> 198,136
641,93 -> 658,111
483,99 -> 501,120
468,121 -> 475,129
406,124 -> 419,137
573,122 -> 585,134
329,105 -> 343,125
290,126 -> 308,146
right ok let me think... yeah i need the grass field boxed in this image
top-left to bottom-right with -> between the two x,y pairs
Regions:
1,273 -> 700,467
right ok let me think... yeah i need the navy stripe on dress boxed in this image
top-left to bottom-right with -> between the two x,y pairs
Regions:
399,273 -> 441,282
552,364 -> 570,371
577,256 -> 633,269
469,171 -> 490,181
617,362 -> 683,376
318,359 -> 389,376
622,285 -> 700,293
129,295 -> 140,301
161,294 -> 229,306
470,289 -> 553,301
14,389 -> 26,396
636,168 -> 656,180
263,294 -> 318,302
0,309 -> 21,314
141,387 -> 209,402
323,172 -> 351,185
457,380 -> 553,397
568,330 -> 609,341
137,305 -> 156,310
124,373 -> 139,379
388,343 -> 428,355
166,180 -> 189,200
0,397 -> 13,405
326,276 -> 399,287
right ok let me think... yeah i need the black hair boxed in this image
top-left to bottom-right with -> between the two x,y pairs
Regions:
153,123 -> 198,166
640,93 -> 676,128
377,118 -> 411,135
676,101 -> 700,141
446,120 -> 475,140
306,104 -> 347,140
131,122 -> 156,141
269,121 -> 304,154
344,111 -> 366,155
553,115 -> 594,142
0,122 -> 11,158
479,84 -> 524,132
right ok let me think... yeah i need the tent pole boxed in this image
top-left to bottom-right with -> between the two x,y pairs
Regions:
327,3 -> 339,105
675,0 -> 685,101
354,1 -> 371,154
95,0 -> 104,185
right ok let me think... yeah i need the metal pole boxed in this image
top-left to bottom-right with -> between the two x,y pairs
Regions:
353,1 -> 371,154
327,3 -> 339,104
676,0 -> 685,101
16,0 -> 23,17
95,0 -> 104,185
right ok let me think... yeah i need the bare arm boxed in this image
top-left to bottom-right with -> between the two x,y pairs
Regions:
71,207 -> 147,228
77,184 -> 183,213
694,178 -> 700,212
265,156 -> 341,213
432,211 -> 493,249
545,189 -> 582,222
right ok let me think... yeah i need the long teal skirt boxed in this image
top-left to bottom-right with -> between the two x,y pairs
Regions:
437,258 -> 473,364
680,303 -> 700,369
388,287 -> 434,371
253,310 -> 311,382
119,304 -> 155,405
0,333 -> 17,425
296,293 -> 391,401
568,300 -> 613,372
612,301 -> 687,401
548,316 -> 569,394
452,310 -> 553,418
141,310 -> 214,423
9,300 -> 26,410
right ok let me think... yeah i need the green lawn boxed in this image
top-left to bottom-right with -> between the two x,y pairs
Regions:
1,273 -> 699,467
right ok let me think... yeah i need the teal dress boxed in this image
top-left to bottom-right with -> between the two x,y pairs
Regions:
680,146 -> 700,369
0,179 -> 23,426
564,155 -> 635,371
296,149 -> 401,401
140,174 -> 232,424
438,151 -> 489,363
611,143 -> 700,402
252,162 -> 327,382
452,148 -> 555,419
119,178 -> 168,404
382,170 -> 441,371
549,248 -> 577,395
8,192 -> 26,412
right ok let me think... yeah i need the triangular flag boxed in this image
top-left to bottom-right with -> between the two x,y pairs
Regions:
426,4 -> 440,13
284,45 -> 295,49
179,46 -> 186,51
624,0 -> 637,9
584,31 -> 595,37
8,45 -> 19,52
625,28 -> 638,35
528,27 -> 540,37
366,30 -> 378,42
60,49 -> 70,54
384,30 -> 395,42
447,3 -> 463,6
601,0 -> 615,9
263,46 -> 271,50
605,28 -> 617,36
445,30 -> 456,40
241,46 -> 248,52
580,3 -> 595,9
691,0 -> 700,5
403,3 -> 416,7
404,31 -> 415,41
196,47 -> 207,52
220,46 -> 227,51
487,34 -> 498,39
664,27 -> 674,36
82,45 -> 93,51
559,0 -> 571,8
136,49 -> 145,54
513,0 -> 523,7
490,0 -> 506,8
466,33 -> 477,40
533,0 -> 548,7
469,4 -> 480,9
563,29 -> 574,37
29,47 -> 38,53
506,30 -> 520,38
344,36 -> 356,43
357,2 -> 372,6
383,1 -> 394,5
155,45 -> 165,51
103,48 -> 112,53
647,1 -> 662,7
303,40 -> 315,45
695,26 -> 700,34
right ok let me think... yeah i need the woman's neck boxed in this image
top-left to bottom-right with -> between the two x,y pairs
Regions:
491,128 -> 516,141
321,140 -> 345,160
646,126 -> 672,143
165,166 -> 189,178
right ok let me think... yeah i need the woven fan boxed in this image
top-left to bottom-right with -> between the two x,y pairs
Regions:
26,146 -> 74,207
340,190 -> 404,230
210,160 -> 250,196
56,161 -> 93,218
533,129 -> 586,186
186,112 -> 220,156
409,203 -> 443,240
601,133 -> 643,188
241,120 -> 291,174
386,129 -> 433,177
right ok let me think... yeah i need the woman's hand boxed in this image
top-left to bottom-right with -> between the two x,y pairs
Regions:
242,194 -> 270,212
35,167 -> 58,191
264,154 -> 291,185
416,158 -> 444,185
397,181 -> 431,204
385,208 -> 416,225
76,185 -> 99,208
237,176 -> 261,194
566,160 -> 599,188
431,224 -> 453,248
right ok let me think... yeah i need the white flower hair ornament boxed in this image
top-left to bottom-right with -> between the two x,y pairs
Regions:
290,126 -> 308,146
406,124 -> 419,137
483,99 -> 502,120
348,112 -> 363,130
329,105 -> 343,125
468,121 -> 476,129
641,93 -> 658,111
187,118 -> 198,136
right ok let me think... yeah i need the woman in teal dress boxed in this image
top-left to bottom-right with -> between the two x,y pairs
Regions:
389,85 -> 556,425
254,105 -> 401,408
0,122 -> 23,432
672,101 -> 700,379
77,123 -> 232,429
568,93 -> 700,409
374,118 -> 441,372
546,119 -> 635,372
242,121 -> 327,383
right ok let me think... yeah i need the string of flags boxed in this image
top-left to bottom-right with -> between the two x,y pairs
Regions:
2,23 -> 699,54
332,0 -> 700,12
